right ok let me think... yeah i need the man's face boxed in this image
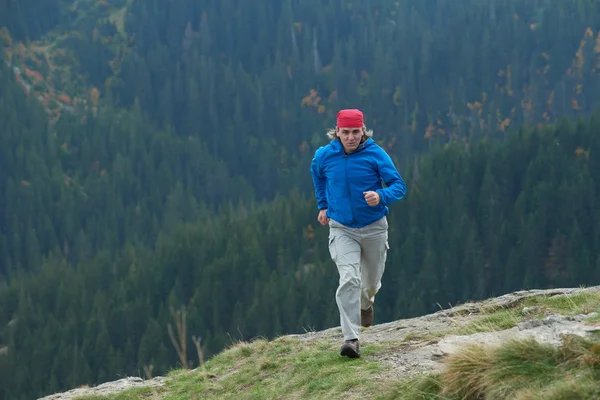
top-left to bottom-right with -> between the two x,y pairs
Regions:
337,127 -> 364,152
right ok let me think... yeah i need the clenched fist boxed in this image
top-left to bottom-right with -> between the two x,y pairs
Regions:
363,191 -> 380,206
318,209 -> 329,225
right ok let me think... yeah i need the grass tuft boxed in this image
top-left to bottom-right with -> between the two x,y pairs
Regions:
375,374 -> 443,400
440,342 -> 494,399
456,308 -> 523,335
437,333 -> 600,400
522,290 -> 600,317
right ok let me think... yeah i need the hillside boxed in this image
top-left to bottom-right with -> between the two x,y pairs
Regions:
3,67 -> 600,399
5,0 -> 600,160
1,0 -> 135,123
40,285 -> 600,399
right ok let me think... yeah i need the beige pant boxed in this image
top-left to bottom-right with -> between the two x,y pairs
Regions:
328,216 -> 389,341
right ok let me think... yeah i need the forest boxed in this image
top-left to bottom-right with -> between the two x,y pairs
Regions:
2,0 -> 600,398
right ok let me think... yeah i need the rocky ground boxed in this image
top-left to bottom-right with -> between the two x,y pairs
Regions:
39,285 -> 600,400
39,376 -> 167,400
291,285 -> 600,380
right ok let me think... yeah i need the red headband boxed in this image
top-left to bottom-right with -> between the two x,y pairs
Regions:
337,109 -> 364,128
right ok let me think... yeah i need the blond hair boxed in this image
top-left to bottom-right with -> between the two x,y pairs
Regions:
326,125 -> 374,140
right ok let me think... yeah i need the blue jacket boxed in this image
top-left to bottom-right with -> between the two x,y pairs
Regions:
310,137 -> 407,228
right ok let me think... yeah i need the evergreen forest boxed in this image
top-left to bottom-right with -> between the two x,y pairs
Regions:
2,0 -> 600,398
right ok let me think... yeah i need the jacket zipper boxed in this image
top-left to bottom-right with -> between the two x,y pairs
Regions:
345,153 -> 355,226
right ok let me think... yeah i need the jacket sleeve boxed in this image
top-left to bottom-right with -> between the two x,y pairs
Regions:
375,148 -> 407,205
310,148 -> 329,210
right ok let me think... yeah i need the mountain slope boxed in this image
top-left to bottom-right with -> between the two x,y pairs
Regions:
4,67 -> 600,399
5,0 -> 600,152
40,286 -> 600,400
1,0 -> 135,124
4,0 -> 600,202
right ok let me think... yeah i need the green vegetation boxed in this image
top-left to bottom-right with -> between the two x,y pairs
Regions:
439,334 -> 600,400
523,290 -> 600,317
3,0 -> 600,399
75,333 -> 600,400
72,290 -> 600,400
386,333 -> 600,400
452,290 -> 600,337
76,337 -> 387,400
454,309 -> 524,336
400,289 -> 600,348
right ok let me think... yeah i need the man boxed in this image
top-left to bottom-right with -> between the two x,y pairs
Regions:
310,109 -> 407,358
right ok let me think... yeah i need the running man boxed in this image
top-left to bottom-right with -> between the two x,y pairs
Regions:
310,109 -> 407,358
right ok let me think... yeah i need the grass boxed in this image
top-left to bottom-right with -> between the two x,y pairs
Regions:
384,334 -> 600,400
75,337 -> 389,400
455,308 -> 524,335
443,288 -> 600,338
73,288 -> 600,400
376,374 -> 444,400
382,288 -> 600,400
521,289 -> 600,318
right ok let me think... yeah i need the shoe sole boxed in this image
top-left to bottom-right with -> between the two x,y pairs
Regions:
340,344 -> 360,358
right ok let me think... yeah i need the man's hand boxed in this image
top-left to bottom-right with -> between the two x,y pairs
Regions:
318,209 -> 329,226
363,191 -> 380,206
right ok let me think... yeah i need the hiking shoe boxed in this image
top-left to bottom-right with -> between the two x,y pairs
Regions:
340,339 -> 360,358
361,306 -> 374,327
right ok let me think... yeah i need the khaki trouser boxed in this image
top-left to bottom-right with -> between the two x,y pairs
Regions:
328,216 -> 389,341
